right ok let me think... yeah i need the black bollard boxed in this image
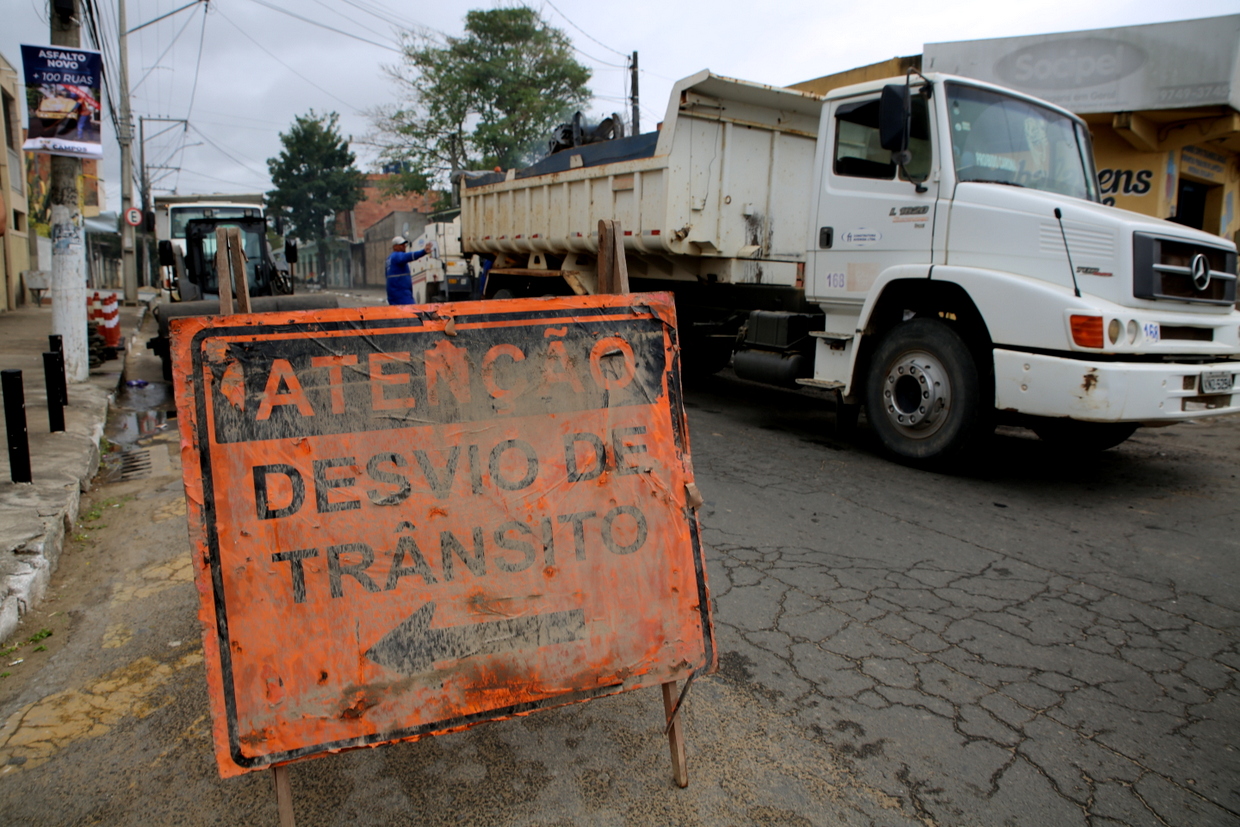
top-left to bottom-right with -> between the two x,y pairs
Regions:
2,369 -> 32,483
47,334 -> 68,406
43,353 -> 66,433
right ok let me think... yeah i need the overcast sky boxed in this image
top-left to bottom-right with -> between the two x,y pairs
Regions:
4,0 -> 1237,213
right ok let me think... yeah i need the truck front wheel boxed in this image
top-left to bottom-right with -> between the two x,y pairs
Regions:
865,319 -> 987,466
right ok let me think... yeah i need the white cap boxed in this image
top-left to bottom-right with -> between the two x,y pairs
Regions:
392,236 -> 407,246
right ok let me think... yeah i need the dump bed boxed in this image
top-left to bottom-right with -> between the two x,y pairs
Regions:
461,71 -> 824,286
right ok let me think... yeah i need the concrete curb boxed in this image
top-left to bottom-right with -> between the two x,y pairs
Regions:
0,291 -> 157,644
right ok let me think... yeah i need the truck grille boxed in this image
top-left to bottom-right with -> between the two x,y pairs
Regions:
1133,233 -> 1237,306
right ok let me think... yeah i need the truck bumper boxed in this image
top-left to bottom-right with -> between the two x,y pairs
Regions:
994,348 -> 1240,423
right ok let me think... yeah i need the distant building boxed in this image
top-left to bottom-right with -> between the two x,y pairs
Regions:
0,52 -> 31,311
791,15 -> 1240,243
330,173 -> 439,287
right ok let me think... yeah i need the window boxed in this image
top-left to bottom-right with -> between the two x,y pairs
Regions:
1,89 -> 16,151
834,95 -> 931,181
947,83 -> 1095,200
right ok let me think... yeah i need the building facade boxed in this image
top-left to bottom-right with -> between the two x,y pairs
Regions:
0,52 -> 31,311
924,16 -> 1240,242
791,16 -> 1240,243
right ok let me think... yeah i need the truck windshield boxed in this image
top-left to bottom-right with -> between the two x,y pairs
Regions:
946,83 -> 1097,201
171,207 -> 259,238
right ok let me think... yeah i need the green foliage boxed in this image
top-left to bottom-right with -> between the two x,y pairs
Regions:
267,111 -> 366,242
370,7 -> 591,192
1,629 -> 53,661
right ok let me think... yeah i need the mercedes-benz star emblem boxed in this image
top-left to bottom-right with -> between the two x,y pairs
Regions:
1190,253 -> 1211,291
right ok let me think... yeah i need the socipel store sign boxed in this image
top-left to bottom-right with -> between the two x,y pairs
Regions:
995,37 -> 1146,91
170,293 -> 716,777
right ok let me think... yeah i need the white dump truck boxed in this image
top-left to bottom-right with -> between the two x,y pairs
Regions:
459,70 -> 1239,465
409,216 -> 477,303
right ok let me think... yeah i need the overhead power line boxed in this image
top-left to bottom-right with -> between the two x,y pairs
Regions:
185,4 -> 209,122
542,0 -> 628,59
190,123 -> 270,179
131,8 -> 198,92
216,9 -> 361,114
245,0 -> 403,53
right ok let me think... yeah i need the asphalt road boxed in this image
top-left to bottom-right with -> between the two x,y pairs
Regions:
0,320 -> 1236,825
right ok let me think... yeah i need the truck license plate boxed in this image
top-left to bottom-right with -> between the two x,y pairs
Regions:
1143,322 -> 1160,343
1200,371 -> 1234,394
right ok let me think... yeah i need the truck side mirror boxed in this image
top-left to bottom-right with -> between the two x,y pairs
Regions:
273,216 -> 284,236
879,84 -> 911,161
158,239 -> 175,267
284,239 -> 298,265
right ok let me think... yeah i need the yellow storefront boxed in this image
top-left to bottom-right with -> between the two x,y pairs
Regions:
793,16 -> 1240,243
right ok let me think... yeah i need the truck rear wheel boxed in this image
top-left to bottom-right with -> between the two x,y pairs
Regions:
1031,420 -> 1137,452
865,319 -> 987,466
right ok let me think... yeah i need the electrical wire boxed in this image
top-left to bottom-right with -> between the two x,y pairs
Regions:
184,3 -> 208,122
244,0 -> 403,53
130,7 -> 196,92
189,123 -> 269,177
305,0 -> 392,41
572,47 -> 629,70
542,0 -> 629,59
216,9 -> 361,114
173,167 -> 264,189
334,0 -> 450,40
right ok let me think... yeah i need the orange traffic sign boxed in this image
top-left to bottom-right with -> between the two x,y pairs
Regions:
171,292 -> 716,777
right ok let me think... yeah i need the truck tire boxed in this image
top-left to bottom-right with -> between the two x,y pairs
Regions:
864,318 -> 987,466
1031,420 -> 1137,452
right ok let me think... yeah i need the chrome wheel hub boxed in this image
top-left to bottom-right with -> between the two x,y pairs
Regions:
880,350 -> 950,437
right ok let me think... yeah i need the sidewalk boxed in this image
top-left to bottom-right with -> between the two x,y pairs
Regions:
0,291 -> 156,643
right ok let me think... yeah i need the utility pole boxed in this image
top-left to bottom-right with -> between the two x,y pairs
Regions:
118,0 -> 137,303
49,0 -> 89,382
139,117 -> 187,292
630,51 -> 640,136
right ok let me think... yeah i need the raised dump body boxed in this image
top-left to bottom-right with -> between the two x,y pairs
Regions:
461,71 -> 822,295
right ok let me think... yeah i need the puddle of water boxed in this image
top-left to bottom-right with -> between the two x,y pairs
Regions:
107,379 -> 177,449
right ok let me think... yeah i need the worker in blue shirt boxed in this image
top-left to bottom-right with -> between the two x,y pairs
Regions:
385,236 -> 434,305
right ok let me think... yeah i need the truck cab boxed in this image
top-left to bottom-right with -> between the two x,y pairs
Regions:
798,73 -> 1237,461
174,216 -> 292,301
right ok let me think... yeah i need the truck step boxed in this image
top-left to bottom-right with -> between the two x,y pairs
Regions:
810,331 -> 854,341
796,378 -> 846,390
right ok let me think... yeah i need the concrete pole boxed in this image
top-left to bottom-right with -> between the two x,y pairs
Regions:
139,116 -> 148,289
630,51 -> 640,136
49,0 -> 89,382
118,0 -> 137,303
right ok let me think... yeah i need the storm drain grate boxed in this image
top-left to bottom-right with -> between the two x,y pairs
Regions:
119,449 -> 153,481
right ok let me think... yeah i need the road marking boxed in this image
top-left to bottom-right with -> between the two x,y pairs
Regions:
112,554 -> 193,604
0,650 -> 203,772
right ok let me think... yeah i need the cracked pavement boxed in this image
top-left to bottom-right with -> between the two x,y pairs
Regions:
691,374 -> 1240,826
0,360 -> 1236,825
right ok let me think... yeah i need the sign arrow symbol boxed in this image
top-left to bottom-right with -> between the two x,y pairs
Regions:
366,602 -> 586,676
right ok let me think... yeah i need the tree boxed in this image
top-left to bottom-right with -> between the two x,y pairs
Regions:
267,110 -> 365,276
369,8 -> 591,198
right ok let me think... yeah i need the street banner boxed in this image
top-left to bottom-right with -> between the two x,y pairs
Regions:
20,45 -> 103,160
171,293 -> 716,777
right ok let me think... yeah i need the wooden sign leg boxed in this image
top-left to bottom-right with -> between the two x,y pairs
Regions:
661,681 -> 689,788
272,765 -> 296,827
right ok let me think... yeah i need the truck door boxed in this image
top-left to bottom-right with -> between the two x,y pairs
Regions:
810,91 -> 939,310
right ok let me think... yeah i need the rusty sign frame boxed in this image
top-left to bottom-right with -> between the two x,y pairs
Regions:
172,291 -> 716,780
